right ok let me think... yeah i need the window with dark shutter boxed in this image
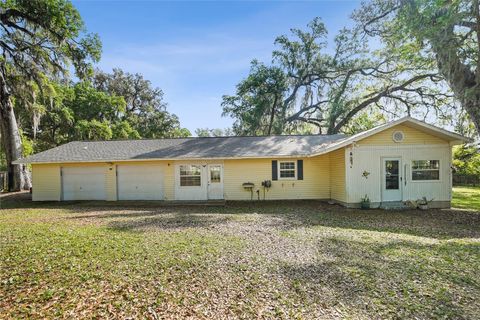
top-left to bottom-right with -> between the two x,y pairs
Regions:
297,160 -> 303,180
272,160 -> 278,180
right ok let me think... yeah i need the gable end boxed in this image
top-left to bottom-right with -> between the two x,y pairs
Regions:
359,124 -> 448,146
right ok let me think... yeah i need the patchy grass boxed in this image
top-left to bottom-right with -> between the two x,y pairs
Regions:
0,195 -> 479,319
452,186 -> 480,211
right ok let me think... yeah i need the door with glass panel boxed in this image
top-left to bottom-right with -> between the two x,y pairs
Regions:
175,164 -> 207,200
207,164 -> 224,200
382,158 -> 402,202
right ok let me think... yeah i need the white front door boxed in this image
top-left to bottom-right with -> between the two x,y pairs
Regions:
207,164 -> 224,200
117,165 -> 164,200
382,158 -> 402,202
62,167 -> 106,201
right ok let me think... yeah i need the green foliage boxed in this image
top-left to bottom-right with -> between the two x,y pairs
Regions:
223,17 -> 452,135
111,121 -> 141,140
74,119 -> 112,141
353,0 -> 480,136
0,0 -> 102,186
342,111 -> 387,135
93,69 -> 190,139
0,0 -> 102,80
169,128 -> 191,138
195,128 -> 233,137
453,145 -> 480,175
0,1 -> 190,166
195,128 -> 212,137
222,60 -> 288,135
453,111 -> 478,140
93,68 -> 163,115
10,68 -> 189,153
20,132 -> 33,157
70,82 -> 126,122
131,111 -> 188,139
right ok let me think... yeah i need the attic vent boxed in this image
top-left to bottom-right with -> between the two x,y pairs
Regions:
392,131 -> 404,143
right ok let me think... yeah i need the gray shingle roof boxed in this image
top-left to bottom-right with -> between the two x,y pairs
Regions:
15,134 -> 347,164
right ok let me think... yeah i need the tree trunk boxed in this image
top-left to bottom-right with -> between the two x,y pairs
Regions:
326,116 -> 337,135
463,93 -> 480,135
267,95 -> 279,135
429,23 -> 480,137
0,68 -> 31,191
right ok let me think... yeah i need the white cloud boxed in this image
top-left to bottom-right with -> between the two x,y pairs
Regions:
101,33 -> 273,77
96,32 -> 270,132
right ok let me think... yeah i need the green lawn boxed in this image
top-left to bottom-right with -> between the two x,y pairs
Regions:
0,194 -> 479,319
452,186 -> 480,211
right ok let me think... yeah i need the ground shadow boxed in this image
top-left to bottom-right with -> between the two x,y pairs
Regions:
2,192 -> 479,240
277,236 -> 479,319
107,212 -> 236,232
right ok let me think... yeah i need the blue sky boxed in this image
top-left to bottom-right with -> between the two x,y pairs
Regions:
74,0 -> 361,134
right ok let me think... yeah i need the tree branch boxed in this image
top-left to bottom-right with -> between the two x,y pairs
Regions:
331,73 -> 438,133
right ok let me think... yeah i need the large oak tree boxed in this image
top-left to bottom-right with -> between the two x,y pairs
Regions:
0,0 -> 100,190
223,18 -> 453,135
354,0 -> 480,137
93,69 -> 190,139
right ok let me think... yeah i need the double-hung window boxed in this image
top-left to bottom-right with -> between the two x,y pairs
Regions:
411,160 -> 440,181
279,161 -> 296,179
179,165 -> 201,186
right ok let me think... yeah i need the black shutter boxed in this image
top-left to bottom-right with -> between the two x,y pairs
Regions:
272,160 -> 278,180
297,160 -> 303,180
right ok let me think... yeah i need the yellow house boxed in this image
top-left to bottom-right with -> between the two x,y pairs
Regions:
15,117 -> 468,208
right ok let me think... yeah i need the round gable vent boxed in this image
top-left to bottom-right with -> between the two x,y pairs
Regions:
392,131 -> 404,143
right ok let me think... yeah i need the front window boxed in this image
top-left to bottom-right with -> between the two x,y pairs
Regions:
180,165 -> 201,186
412,160 -> 440,181
279,161 -> 296,179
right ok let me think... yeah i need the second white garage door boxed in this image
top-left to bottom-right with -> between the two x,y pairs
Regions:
62,166 -> 107,201
117,165 -> 164,200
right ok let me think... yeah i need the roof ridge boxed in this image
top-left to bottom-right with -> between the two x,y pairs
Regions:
71,133 -> 347,143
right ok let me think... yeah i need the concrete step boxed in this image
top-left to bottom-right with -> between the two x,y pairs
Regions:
380,201 -> 409,210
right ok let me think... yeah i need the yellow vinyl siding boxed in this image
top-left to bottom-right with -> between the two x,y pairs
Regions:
31,161 -> 166,201
329,148 -> 346,202
163,162 -> 175,200
32,157 -> 339,202
223,156 -> 330,200
32,164 -> 61,201
105,165 -> 116,201
29,120 -> 457,203
360,124 -> 448,145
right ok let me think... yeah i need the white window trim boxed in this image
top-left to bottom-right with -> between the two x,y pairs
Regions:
410,160 -> 441,183
278,160 -> 297,180
179,164 -> 202,187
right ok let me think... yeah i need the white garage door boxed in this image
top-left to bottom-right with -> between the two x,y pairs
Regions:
117,165 -> 164,200
62,167 -> 106,201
